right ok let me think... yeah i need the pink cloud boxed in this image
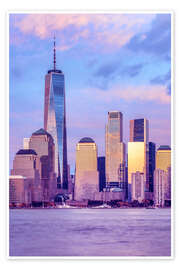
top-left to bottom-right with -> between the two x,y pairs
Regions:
13,13 -> 156,51
82,84 -> 171,104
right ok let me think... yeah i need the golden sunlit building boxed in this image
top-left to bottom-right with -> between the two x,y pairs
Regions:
156,145 -> 171,172
128,118 -> 149,198
74,137 -> 99,201
128,142 -> 146,184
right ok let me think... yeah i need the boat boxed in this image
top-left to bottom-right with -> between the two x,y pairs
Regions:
92,204 -> 111,209
146,206 -> 156,209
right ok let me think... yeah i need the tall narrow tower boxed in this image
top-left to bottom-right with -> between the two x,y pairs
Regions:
44,36 -> 68,189
105,111 -> 126,189
128,118 -> 149,191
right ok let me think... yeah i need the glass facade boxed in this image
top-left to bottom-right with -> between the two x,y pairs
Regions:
129,118 -> 149,191
44,71 -> 68,189
149,142 -> 156,192
105,111 -> 125,188
134,119 -> 144,141
97,157 -> 106,192
130,118 -> 149,143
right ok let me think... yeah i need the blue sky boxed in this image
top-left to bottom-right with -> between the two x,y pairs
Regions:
9,13 -> 171,172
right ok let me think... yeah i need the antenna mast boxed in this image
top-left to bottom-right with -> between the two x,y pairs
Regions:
53,34 -> 56,70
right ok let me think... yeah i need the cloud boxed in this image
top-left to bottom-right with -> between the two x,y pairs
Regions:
11,13 -> 156,52
91,60 -> 145,90
83,84 -> 171,104
94,61 -> 119,78
127,14 -> 171,58
150,70 -> 171,95
121,63 -> 144,77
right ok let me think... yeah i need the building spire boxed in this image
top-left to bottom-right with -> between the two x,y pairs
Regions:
53,34 -> 56,70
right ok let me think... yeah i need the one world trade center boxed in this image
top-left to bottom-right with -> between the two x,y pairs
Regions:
44,37 -> 68,189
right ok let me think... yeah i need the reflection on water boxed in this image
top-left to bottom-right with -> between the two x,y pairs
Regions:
9,208 -> 171,257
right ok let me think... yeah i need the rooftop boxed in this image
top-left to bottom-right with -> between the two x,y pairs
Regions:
79,137 -> 95,143
16,149 -> 37,155
157,145 -> 171,151
32,128 -> 52,137
48,69 -> 63,74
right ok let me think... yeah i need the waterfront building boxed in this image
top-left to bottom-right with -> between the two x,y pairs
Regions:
29,128 -> 57,202
105,111 -> 126,189
154,169 -> 167,207
156,145 -> 171,172
131,171 -> 145,202
128,118 -> 149,193
149,142 -> 156,192
9,175 -> 32,206
74,137 -> 99,201
97,156 -> 106,192
67,164 -> 73,196
11,149 -> 42,204
165,166 -> 171,205
94,189 -> 125,202
44,37 -> 68,189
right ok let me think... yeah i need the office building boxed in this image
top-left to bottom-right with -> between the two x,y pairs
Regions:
156,145 -> 171,172
149,142 -> 156,192
74,137 -> 99,201
11,149 -> 42,204
128,142 -> 146,183
105,111 -> 126,189
154,169 -> 167,207
9,175 -> 32,206
44,37 -> 68,189
130,118 -> 149,143
128,118 -> 149,193
29,128 -> 57,201
165,166 -> 171,204
97,156 -> 106,192
131,171 -> 145,202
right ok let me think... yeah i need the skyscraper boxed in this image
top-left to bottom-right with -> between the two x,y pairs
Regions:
44,37 -> 68,189
29,128 -> 57,201
149,142 -> 156,192
154,169 -> 167,207
131,171 -> 145,202
74,137 -> 99,201
156,145 -> 171,172
105,111 -> 125,189
130,118 -> 149,143
11,149 -> 42,205
97,156 -> 106,192
128,118 -> 149,195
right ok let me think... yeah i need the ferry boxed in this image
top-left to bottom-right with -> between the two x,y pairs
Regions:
146,205 -> 156,209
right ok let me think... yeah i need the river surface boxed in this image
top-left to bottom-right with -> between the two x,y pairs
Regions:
9,208 -> 171,257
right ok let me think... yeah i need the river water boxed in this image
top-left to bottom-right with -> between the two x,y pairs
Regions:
9,208 -> 171,257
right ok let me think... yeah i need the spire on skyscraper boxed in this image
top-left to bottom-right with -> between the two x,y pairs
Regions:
53,34 -> 56,70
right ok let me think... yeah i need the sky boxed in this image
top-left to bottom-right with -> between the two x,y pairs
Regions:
9,13 -> 171,173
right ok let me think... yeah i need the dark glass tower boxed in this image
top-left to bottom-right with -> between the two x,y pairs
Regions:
97,157 -> 106,192
130,118 -> 149,143
44,37 -> 68,189
149,142 -> 156,192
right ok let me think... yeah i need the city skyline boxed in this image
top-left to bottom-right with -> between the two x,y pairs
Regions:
9,13 -> 171,173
